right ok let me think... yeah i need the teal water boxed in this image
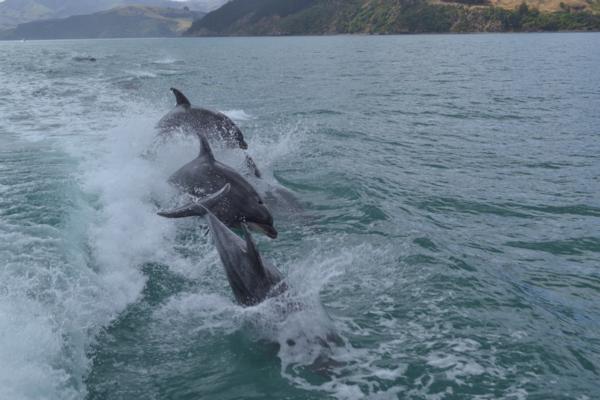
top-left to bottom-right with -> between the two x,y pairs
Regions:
0,34 -> 599,400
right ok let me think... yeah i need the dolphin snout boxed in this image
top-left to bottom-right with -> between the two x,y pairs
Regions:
264,226 -> 278,239
239,139 -> 248,150
249,223 -> 278,239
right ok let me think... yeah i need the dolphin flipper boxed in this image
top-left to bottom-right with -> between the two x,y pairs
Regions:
157,184 -> 230,219
157,203 -> 207,219
170,87 -> 191,107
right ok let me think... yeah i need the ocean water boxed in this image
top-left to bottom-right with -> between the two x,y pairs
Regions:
0,34 -> 599,400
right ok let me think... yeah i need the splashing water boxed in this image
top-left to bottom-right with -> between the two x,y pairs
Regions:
1,35 -> 599,400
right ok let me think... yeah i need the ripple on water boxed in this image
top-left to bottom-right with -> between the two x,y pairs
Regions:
1,35 -> 600,400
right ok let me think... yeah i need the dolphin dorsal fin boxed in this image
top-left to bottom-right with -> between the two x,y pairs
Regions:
198,134 -> 216,163
241,224 -> 266,277
170,87 -> 191,107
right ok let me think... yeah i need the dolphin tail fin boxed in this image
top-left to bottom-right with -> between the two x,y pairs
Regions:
170,88 -> 191,107
241,223 -> 266,277
198,134 -> 216,163
157,184 -> 230,219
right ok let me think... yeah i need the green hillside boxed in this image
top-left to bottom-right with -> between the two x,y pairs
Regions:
0,6 -> 205,40
0,0 -> 217,30
186,0 -> 600,35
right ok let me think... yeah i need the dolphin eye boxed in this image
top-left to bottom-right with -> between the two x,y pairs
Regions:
258,199 -> 264,205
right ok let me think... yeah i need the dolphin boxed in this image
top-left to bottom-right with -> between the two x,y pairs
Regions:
157,184 -> 285,306
157,88 -> 261,177
158,88 -> 248,149
203,198 -> 342,365
159,187 -> 342,368
157,134 -> 277,238
207,210 -> 286,306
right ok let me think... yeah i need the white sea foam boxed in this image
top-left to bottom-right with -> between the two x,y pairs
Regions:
157,291 -> 241,336
0,296 -> 77,400
151,239 -> 406,400
124,70 -> 158,79
20,131 -> 47,143
0,99 -> 195,399
0,85 -> 527,400
274,244 -> 413,400
222,109 -> 254,122
152,57 -> 181,65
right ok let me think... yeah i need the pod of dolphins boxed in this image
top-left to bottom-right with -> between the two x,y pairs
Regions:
156,88 -> 287,306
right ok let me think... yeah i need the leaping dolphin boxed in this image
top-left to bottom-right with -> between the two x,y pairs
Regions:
198,195 -> 342,365
157,134 -> 277,239
208,209 -> 286,306
157,184 -> 285,306
157,88 -> 261,177
159,187 -> 342,368
158,88 -> 247,149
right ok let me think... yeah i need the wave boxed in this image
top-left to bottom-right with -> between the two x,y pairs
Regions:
222,109 -> 254,122
151,57 -> 183,65
124,70 -> 158,79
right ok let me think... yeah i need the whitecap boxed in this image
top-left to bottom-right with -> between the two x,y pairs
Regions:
124,70 -> 158,79
221,109 -> 254,122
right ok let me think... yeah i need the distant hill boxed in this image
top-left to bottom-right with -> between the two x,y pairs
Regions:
0,5 -> 206,40
186,0 -> 600,35
0,0 -> 226,30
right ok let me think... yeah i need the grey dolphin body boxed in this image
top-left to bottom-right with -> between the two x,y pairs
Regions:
158,88 -> 248,149
158,135 -> 277,239
207,212 -> 286,306
204,199 -> 341,360
159,188 -> 341,367
157,184 -> 285,306
157,88 -> 261,177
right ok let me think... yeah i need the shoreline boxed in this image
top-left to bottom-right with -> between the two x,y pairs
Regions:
1,29 -> 600,42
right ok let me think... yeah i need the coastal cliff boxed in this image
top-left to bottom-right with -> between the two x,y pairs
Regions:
185,0 -> 600,35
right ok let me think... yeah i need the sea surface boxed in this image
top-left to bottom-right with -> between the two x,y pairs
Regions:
0,34 -> 599,400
